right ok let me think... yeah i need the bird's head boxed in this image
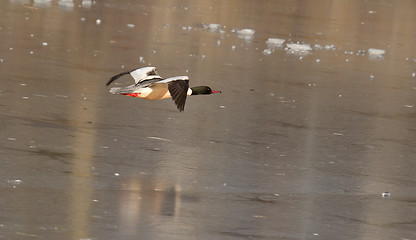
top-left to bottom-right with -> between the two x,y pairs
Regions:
191,86 -> 221,95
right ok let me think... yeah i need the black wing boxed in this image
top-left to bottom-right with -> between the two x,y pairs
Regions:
106,70 -> 131,86
168,80 -> 189,112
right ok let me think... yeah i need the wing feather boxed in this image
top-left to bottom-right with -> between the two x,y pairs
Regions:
168,80 -> 189,112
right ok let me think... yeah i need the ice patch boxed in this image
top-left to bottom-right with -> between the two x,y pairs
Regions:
263,49 -> 272,55
96,19 -> 102,25
58,0 -> 74,8
236,28 -> 255,42
368,48 -> 385,59
286,43 -> 312,54
82,0 -> 92,7
266,38 -> 285,48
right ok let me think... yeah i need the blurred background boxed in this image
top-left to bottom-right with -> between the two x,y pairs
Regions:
1,0 -> 415,239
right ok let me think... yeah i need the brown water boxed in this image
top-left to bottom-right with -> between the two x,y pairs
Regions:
1,0 -> 416,239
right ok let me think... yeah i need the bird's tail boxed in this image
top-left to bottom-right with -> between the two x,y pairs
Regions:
109,86 -> 136,95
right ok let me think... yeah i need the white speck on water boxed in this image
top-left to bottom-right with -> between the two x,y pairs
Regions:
333,132 -> 343,136
82,0 -> 92,7
263,49 -> 272,55
219,105 -> 226,109
7,179 -> 22,184
9,47 -> 13,50
382,192 -> 391,198
266,38 -> 285,48
313,233 -> 319,236
29,51 -> 34,55
314,44 -> 323,50
217,40 -> 221,46
404,104 -> 413,108
324,44 -> 336,50
22,96 -> 29,99
96,19 -> 102,25
80,17 -> 86,22
0,59 -> 3,63
368,10 -> 376,14
114,173 -> 120,176
231,45 -> 236,50
7,137 -> 16,141
42,42 -> 48,46
236,28 -> 255,35
58,0 -> 74,8
147,136 -> 172,142
92,199 -> 99,202
412,71 -> 416,77
286,43 -> 312,53
127,23 -> 135,28
139,56 -> 145,63
370,74 -> 375,80
368,48 -> 385,58
338,94 -> 342,97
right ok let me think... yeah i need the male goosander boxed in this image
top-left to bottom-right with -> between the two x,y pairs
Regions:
106,67 -> 221,111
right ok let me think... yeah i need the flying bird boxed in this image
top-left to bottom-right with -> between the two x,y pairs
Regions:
106,67 -> 221,111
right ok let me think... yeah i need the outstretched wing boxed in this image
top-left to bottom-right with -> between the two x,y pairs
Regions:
167,77 -> 190,112
106,67 -> 160,86
130,67 -> 159,84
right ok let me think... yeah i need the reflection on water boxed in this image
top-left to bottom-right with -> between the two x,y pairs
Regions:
1,0 -> 415,239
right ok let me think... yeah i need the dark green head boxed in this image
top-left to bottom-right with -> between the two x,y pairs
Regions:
191,86 -> 221,95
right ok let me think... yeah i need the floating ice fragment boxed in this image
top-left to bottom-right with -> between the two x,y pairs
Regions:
148,136 -> 171,142
368,48 -> 385,59
127,24 -> 135,28
324,44 -> 336,50
381,192 -> 391,198
7,138 -> 16,141
34,0 -> 52,7
236,28 -> 255,42
333,132 -> 343,136
404,104 -> 413,108
286,43 -> 312,54
42,42 -> 48,46
80,17 -> 86,22
266,38 -> 285,48
206,23 -> 221,32
82,0 -> 92,7
58,0 -> 74,8
370,74 -> 375,80
7,179 -> 22,184
114,173 -> 120,176
368,10 -> 376,14
315,59 -> 320,63
231,45 -> 236,50
263,49 -> 272,55
412,71 -> 416,77
314,44 -> 323,50
237,28 -> 255,35
96,19 -> 102,25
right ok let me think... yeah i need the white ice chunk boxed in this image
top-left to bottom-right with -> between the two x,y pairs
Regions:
324,44 -> 336,50
236,29 -> 255,42
58,0 -> 74,8
263,49 -> 272,55
237,28 -> 255,35
207,23 -> 220,30
96,19 -> 102,25
286,43 -> 312,52
266,38 -> 285,48
82,0 -> 92,7
127,23 -> 135,28
368,48 -> 385,58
